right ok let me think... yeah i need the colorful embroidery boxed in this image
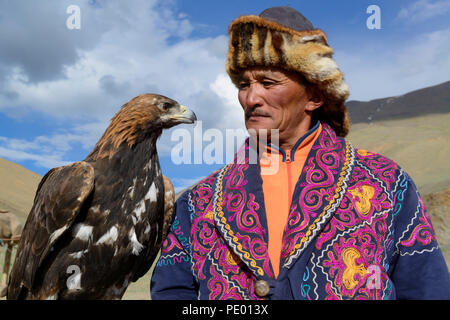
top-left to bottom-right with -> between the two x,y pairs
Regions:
318,213 -> 390,300
206,239 -> 250,299
161,233 -> 184,254
189,163 -> 265,299
354,147 -> 398,192
207,265 -> 245,300
340,247 -> 367,290
282,125 -> 355,268
213,164 -> 267,277
301,266 -> 312,300
400,195 -> 436,247
308,149 -> 398,299
171,216 -> 190,251
189,176 -> 218,282
156,251 -> 190,267
348,184 -> 376,216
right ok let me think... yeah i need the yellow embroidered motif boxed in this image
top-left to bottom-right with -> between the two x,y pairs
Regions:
204,210 -> 214,220
225,249 -> 241,266
341,247 -> 367,290
357,149 -> 370,156
348,185 -> 376,216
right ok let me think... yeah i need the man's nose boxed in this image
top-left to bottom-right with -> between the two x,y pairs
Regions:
245,83 -> 264,108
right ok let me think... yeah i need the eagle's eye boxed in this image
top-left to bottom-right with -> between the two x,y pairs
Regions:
160,102 -> 172,112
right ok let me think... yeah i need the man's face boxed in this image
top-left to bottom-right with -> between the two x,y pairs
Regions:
237,66 -> 318,143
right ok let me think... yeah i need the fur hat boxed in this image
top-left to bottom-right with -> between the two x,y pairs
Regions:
226,6 -> 350,136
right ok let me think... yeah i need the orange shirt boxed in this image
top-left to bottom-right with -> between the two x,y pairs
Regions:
260,123 -> 322,278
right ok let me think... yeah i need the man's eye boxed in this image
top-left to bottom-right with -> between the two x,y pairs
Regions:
262,80 -> 275,87
238,82 -> 249,89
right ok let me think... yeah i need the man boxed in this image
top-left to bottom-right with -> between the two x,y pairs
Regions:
151,6 -> 450,299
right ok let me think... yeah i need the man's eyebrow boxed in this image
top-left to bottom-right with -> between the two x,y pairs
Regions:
239,72 -> 280,82
253,73 -> 271,80
237,74 -> 248,82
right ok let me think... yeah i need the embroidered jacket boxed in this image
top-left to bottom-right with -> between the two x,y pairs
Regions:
151,123 -> 450,300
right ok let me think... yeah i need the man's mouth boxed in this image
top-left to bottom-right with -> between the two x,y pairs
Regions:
245,109 -> 271,121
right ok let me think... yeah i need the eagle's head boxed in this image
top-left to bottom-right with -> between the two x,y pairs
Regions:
88,94 -> 196,160
121,94 -> 197,129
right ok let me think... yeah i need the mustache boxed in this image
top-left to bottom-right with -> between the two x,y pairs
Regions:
245,108 -> 271,120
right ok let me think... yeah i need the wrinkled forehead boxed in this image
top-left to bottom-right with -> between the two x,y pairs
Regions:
238,66 -> 308,85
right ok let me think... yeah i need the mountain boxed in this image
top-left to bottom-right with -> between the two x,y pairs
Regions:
346,81 -> 450,124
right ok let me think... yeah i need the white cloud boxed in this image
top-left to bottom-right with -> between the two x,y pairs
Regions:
0,144 -> 70,170
0,121 -> 104,169
210,74 -> 239,108
398,0 -> 450,22
0,0 -> 239,170
3,0 -> 448,173
0,0 -> 215,119
337,26 -> 450,101
209,73 -> 245,129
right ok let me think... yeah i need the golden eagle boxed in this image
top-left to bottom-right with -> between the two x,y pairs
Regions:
7,94 -> 196,299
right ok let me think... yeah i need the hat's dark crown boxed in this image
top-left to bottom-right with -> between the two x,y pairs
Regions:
259,6 -> 314,31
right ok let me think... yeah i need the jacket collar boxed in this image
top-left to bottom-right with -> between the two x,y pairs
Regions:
263,120 -> 321,162
212,123 -> 355,278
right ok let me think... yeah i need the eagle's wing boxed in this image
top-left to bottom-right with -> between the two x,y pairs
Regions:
161,175 -> 175,243
7,161 -> 94,299
129,175 -> 174,283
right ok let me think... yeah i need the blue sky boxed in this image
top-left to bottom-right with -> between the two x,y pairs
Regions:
0,0 -> 449,192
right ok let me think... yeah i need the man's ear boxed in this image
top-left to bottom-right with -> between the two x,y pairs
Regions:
305,86 -> 324,111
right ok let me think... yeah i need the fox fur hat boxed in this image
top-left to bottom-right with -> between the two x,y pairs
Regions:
226,6 -> 350,136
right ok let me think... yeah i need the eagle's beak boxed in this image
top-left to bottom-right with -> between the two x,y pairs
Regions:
177,105 -> 197,125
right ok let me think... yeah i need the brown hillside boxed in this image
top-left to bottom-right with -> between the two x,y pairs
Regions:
423,188 -> 450,269
348,113 -> 450,196
0,158 -> 42,224
347,80 -> 450,124
423,188 -> 450,248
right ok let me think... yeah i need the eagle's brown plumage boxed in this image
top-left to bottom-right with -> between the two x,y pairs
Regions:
6,94 -> 196,300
